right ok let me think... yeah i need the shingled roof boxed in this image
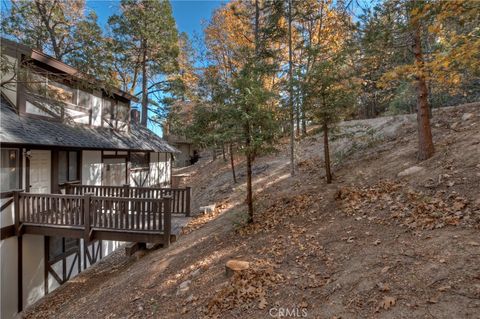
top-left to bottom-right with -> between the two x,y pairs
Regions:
0,96 -> 179,153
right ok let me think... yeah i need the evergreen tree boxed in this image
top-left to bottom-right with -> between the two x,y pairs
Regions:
1,0 -> 111,80
109,0 -> 179,126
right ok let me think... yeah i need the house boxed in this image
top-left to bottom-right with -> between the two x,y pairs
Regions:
0,38 -> 189,319
165,133 -> 198,167
163,101 -> 199,167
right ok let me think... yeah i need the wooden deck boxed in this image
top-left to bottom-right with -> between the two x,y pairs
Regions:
9,186 -> 192,246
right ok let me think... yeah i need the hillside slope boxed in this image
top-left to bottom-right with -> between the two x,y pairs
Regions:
24,103 -> 480,319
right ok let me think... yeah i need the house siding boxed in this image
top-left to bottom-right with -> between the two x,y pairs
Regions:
0,235 -> 18,319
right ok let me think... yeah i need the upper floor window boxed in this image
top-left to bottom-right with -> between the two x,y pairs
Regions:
24,68 -> 131,129
25,69 -> 92,108
117,101 -> 129,123
47,80 -> 76,104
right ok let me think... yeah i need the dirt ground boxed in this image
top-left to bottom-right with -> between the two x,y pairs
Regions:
22,103 -> 480,319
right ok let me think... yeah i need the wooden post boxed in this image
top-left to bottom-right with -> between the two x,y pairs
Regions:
14,189 -> 23,312
83,193 -> 92,243
123,184 -> 130,197
185,187 -> 191,217
17,235 -> 22,312
163,196 -> 172,248
13,190 -> 20,235
123,184 -> 129,229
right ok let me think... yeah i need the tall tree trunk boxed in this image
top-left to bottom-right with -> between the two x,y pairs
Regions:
288,0 -> 295,177
141,39 -> 148,126
323,122 -> 332,184
246,152 -> 253,222
244,0 -> 260,223
222,143 -> 226,161
212,147 -> 217,161
411,8 -> 434,160
301,102 -> 307,136
229,144 -> 237,183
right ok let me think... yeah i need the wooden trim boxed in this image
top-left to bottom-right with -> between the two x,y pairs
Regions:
0,225 -> 15,240
0,143 -> 168,154
51,150 -> 59,194
17,54 -> 27,114
78,151 -> 82,186
44,237 -> 49,294
0,198 -> 14,211
19,148 -> 23,190
17,235 -> 23,312
0,192 -> 13,199
25,148 -> 30,192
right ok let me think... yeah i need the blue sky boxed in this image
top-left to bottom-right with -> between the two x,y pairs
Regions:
87,0 -> 223,41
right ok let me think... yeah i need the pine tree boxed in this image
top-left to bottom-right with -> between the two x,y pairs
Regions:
109,0 -> 179,126
1,0 -> 111,80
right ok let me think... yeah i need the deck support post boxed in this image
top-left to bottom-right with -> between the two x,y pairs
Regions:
17,235 -> 23,312
13,190 -> 23,312
185,187 -> 191,217
83,193 -> 92,243
13,190 -> 20,235
163,196 -> 172,247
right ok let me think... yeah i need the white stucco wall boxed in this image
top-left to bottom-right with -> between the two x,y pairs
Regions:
91,91 -> 103,127
0,149 -> 26,319
22,234 -> 44,308
147,152 -> 170,187
0,236 -> 18,319
0,196 -> 17,318
82,151 -> 102,185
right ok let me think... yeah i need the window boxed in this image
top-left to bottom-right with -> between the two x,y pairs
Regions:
47,80 -> 75,104
130,152 -> 149,169
68,151 -> 78,180
116,101 -> 130,122
49,237 -> 79,260
78,90 -> 93,108
103,98 -> 112,116
58,151 -> 79,184
0,148 -> 20,192
25,71 -> 46,95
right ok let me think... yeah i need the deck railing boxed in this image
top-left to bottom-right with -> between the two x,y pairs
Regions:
66,184 -> 191,216
18,193 -> 84,226
15,191 -> 173,246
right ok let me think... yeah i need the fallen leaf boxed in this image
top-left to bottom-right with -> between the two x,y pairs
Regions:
258,297 -> 267,310
377,282 -> 390,292
381,266 -> 391,274
376,296 -> 396,311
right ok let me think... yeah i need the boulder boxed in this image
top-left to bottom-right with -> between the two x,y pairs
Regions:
177,280 -> 192,295
199,204 -> 216,214
398,166 -> 425,177
462,113 -> 474,121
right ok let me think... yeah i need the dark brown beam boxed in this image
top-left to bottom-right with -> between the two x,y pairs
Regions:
0,225 -> 15,240
17,235 -> 23,312
22,224 -> 84,238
